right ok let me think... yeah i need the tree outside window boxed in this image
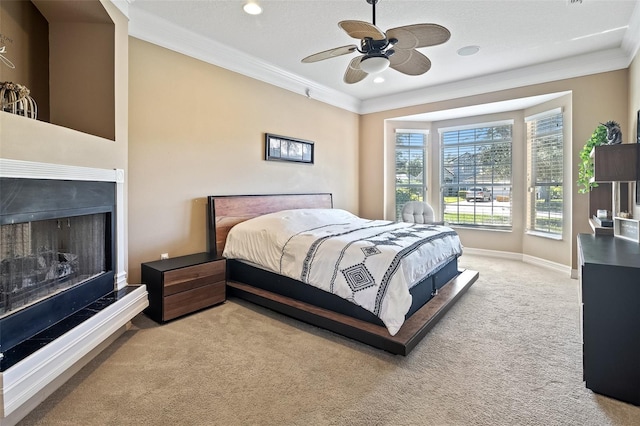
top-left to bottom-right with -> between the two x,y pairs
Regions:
441,123 -> 513,228
526,111 -> 564,236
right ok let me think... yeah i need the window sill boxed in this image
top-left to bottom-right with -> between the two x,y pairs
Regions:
449,225 -> 512,233
526,230 -> 563,241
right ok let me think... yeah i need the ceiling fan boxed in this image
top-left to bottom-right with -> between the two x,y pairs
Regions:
301,0 -> 451,84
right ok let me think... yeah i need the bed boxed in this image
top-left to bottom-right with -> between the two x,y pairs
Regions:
208,193 -> 478,355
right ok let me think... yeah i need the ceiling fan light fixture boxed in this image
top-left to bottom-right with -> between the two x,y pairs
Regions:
243,1 -> 263,15
360,56 -> 390,74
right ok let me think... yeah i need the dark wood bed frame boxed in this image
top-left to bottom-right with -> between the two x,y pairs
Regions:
208,193 -> 479,356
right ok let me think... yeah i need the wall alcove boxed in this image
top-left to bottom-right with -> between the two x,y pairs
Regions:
0,0 -> 116,140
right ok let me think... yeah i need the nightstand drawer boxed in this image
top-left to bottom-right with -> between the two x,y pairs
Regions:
164,281 -> 225,321
163,261 -> 225,296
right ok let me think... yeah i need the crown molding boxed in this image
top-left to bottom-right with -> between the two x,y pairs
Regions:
127,7 -> 361,113
127,3 -> 640,116
360,47 -> 632,114
110,0 -> 133,18
622,0 -> 640,60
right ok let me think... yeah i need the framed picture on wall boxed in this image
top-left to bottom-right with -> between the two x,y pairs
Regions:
265,133 -> 314,164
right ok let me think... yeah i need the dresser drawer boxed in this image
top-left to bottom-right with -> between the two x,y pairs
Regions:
163,281 -> 225,321
163,261 -> 225,296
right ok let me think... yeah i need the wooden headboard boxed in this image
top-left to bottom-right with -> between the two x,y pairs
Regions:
207,193 -> 333,256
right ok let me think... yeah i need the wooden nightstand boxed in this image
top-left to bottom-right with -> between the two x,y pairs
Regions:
141,252 -> 225,322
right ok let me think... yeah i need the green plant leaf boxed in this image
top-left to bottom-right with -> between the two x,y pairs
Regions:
577,125 -> 608,193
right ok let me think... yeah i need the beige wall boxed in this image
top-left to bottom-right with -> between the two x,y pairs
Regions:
48,21 -> 115,140
361,71 -> 629,269
127,38 -> 359,283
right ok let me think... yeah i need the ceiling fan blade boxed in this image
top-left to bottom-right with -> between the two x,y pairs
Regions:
389,49 -> 432,76
339,20 -> 386,41
344,56 -> 368,84
387,24 -> 451,50
301,45 -> 358,63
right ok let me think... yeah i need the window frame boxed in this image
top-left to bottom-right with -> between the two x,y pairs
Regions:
394,129 -> 428,220
439,120 -> 513,230
525,108 -> 564,239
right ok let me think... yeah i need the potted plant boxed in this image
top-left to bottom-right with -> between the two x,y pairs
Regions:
577,124 -> 608,193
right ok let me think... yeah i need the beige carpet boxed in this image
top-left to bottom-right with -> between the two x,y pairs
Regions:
18,254 -> 640,425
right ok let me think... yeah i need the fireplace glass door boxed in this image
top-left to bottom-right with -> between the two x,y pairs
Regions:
0,213 -> 107,318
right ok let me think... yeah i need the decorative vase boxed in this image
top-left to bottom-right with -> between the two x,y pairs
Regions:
1,81 -> 37,119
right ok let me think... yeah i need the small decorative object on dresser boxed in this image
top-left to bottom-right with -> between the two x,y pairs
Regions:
600,120 -> 622,145
614,216 -> 640,243
592,209 -> 612,228
141,252 -> 226,322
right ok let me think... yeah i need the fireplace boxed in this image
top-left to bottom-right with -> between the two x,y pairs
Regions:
0,213 -> 108,318
0,177 -> 116,353
0,159 -> 148,424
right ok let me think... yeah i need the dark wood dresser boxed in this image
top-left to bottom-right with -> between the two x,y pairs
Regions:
578,233 -> 640,405
141,252 -> 226,322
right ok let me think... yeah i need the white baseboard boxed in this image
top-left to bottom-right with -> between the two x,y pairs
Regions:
462,247 -> 573,277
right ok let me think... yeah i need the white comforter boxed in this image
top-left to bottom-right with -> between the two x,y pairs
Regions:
222,208 -> 463,335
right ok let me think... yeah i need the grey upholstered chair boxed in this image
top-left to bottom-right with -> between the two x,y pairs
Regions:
401,201 -> 437,224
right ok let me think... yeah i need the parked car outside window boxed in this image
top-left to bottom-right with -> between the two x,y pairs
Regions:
465,187 -> 492,202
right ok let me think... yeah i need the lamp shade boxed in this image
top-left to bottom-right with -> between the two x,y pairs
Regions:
360,56 -> 390,74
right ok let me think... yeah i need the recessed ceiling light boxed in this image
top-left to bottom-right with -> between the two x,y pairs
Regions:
457,45 -> 480,56
243,2 -> 262,15
373,77 -> 385,84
